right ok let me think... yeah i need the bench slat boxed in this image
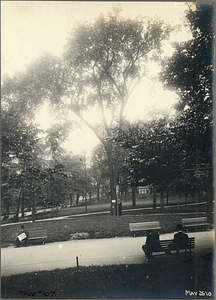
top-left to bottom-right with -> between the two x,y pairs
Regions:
144,237 -> 195,255
183,217 -> 207,222
129,221 -> 161,232
184,223 -> 210,227
29,236 -> 47,239
29,232 -> 47,235
182,217 -> 208,224
28,229 -> 47,240
159,238 -> 195,250
182,217 -> 210,230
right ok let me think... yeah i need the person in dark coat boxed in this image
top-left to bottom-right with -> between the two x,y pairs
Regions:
142,229 -> 161,259
173,224 -> 189,254
16,225 -> 29,247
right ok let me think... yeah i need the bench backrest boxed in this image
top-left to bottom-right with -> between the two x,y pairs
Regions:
29,229 -> 47,238
159,237 -> 195,250
188,237 -> 195,248
129,221 -> 160,231
182,217 -> 208,225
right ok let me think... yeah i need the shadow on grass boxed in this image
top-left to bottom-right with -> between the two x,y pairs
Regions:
1,252 -> 214,299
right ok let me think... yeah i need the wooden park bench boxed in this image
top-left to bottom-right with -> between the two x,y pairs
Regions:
129,221 -> 161,236
182,217 -> 210,231
28,229 -> 47,245
144,237 -> 195,256
160,237 -> 195,254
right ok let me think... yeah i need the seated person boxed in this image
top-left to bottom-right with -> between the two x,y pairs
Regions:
142,229 -> 161,259
16,225 -> 29,247
173,224 -> 189,254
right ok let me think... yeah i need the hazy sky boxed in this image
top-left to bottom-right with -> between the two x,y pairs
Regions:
2,1 -> 189,76
1,1 -> 191,156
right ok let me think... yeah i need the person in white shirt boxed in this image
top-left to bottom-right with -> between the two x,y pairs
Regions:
16,225 -> 29,247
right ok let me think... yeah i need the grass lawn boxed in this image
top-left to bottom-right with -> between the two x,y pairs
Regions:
1,211 -> 207,248
1,208 -> 214,299
1,252 -> 214,299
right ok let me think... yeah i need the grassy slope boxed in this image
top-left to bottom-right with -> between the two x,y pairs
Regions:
1,212 -> 206,247
1,208 -> 214,299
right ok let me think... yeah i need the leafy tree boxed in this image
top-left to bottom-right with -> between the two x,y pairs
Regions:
161,3 -> 213,167
160,3 -> 213,216
57,154 -> 94,208
59,8 -> 173,206
90,144 -> 110,202
1,7 -> 174,215
1,159 -> 19,217
1,101 -> 44,221
119,118 -> 179,208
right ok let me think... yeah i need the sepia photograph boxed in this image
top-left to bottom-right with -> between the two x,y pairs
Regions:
1,1 -> 215,299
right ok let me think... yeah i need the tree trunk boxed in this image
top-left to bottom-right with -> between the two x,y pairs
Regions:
48,181 -> 51,203
184,187 -> 188,206
69,194 -> 73,207
108,154 -> 117,202
109,164 -> 117,201
124,189 -> 127,201
31,189 -> 35,223
166,188 -> 169,205
160,191 -> 164,211
6,202 -> 10,215
132,186 -> 136,207
97,185 -> 100,202
21,190 -> 25,218
84,160 -> 87,212
6,201 -> 10,215
15,188 -> 22,222
76,194 -> 79,206
153,186 -> 156,209
107,141 -> 119,203
84,191 -> 87,212
206,180 -> 213,223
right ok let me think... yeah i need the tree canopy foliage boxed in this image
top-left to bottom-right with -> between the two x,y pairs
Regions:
1,4 -> 213,218
61,8 -> 173,200
160,3 -> 213,199
160,4 -> 213,166
117,3 -> 213,209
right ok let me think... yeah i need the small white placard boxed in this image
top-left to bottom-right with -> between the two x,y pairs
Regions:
17,232 -> 27,241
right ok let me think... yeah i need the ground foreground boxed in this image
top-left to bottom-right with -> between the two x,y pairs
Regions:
1,230 -> 214,299
1,204 -> 214,299
1,252 -> 214,299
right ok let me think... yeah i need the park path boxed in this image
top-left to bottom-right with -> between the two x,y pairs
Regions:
1,230 -> 214,277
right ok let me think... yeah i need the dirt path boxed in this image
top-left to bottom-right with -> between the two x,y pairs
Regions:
1,230 -> 214,277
